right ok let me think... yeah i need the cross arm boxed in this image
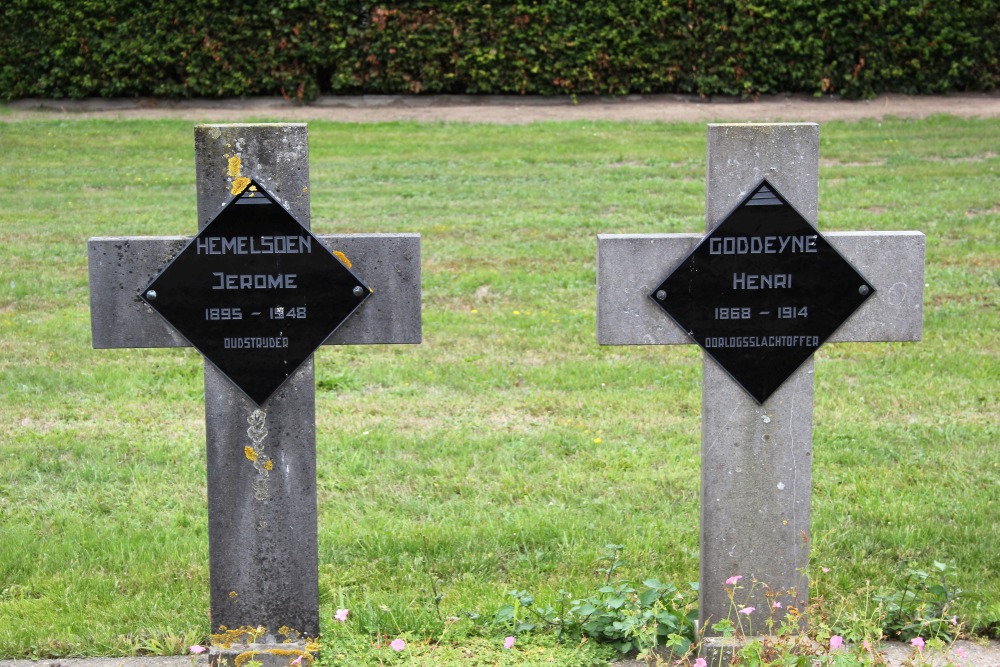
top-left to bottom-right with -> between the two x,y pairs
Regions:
596,231 -> 924,345
824,231 -> 924,343
321,234 -> 421,346
596,233 -> 701,346
88,234 -> 421,349
88,236 -> 190,349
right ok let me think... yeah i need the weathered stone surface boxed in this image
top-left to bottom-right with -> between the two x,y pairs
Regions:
706,123 -> 820,228
195,124 -> 310,230
320,234 -> 421,345
195,125 -> 320,639
88,234 -> 421,349
88,236 -> 189,349
209,641 -> 314,667
698,123 -> 820,633
205,360 -> 319,637
826,231 -> 924,343
595,232 -> 924,346
699,353 -> 814,626
597,124 -> 924,642
89,124 -> 422,653
596,233 -> 700,346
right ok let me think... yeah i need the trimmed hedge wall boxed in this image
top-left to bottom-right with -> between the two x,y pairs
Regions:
2,1 -> 997,101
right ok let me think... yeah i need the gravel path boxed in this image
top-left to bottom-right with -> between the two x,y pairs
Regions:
4,92 -> 1000,124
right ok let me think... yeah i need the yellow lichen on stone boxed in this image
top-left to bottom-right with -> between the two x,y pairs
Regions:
227,153 -> 251,195
245,446 -> 258,462
332,250 -> 352,268
265,649 -> 314,666
211,624 -> 266,648
233,651 -> 257,667
232,646 -> 315,667
232,177 -> 251,195
264,460 -> 273,471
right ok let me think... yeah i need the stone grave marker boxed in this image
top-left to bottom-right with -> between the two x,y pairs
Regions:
597,123 -> 924,655
89,124 -> 421,665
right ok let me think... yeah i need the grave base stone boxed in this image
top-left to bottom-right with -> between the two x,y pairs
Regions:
211,642 -> 315,667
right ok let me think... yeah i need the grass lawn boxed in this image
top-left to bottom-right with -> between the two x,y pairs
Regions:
0,115 -> 996,664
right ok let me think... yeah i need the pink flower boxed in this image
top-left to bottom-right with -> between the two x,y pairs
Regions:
189,646 -> 207,655
822,567 -> 830,573
863,640 -> 872,652
291,656 -> 303,666
725,575 -> 742,586
334,608 -> 349,622
830,635 -> 844,651
694,658 -> 708,667
955,647 -> 967,659
911,637 -> 925,651
951,616 -> 958,626
390,638 -> 406,652
738,606 -> 755,615
504,636 -> 515,650
772,602 -> 782,609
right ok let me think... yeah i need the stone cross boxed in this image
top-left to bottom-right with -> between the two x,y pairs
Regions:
88,124 -> 421,664
597,124 -> 924,652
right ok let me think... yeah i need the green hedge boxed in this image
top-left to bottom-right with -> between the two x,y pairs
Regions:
2,0 -> 997,101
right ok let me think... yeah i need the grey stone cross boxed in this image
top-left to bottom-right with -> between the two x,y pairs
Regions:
88,124 -> 421,664
597,124 -> 924,653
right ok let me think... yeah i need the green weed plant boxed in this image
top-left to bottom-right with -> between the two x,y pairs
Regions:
876,561 -> 961,643
495,545 -> 698,658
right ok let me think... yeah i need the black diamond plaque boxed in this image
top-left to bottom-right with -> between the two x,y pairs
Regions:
140,179 -> 370,405
650,179 -> 875,404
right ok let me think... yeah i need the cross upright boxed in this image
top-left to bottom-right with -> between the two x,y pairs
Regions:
88,124 -> 421,665
597,123 -> 924,655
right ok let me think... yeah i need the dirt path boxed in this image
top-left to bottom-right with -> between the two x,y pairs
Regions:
4,92 -> 999,124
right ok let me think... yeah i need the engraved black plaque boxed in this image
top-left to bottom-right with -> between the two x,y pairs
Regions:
651,179 -> 874,404
140,179 -> 370,405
